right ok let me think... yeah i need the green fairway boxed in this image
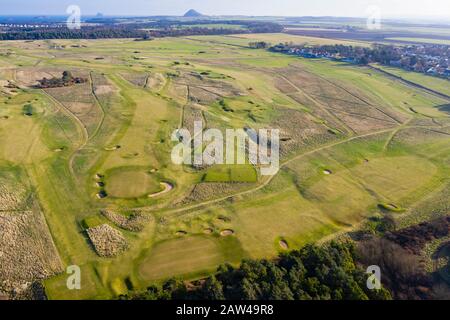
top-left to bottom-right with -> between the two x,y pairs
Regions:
138,235 -> 244,281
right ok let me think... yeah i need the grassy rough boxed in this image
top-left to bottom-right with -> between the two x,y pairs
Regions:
86,224 -> 128,257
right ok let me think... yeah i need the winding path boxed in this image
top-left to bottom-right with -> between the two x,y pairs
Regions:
41,90 -> 89,177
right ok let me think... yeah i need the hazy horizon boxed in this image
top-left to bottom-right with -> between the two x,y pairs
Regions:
1,0 -> 449,19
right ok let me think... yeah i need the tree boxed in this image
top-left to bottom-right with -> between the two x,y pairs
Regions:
62,71 -> 73,83
200,276 -> 225,300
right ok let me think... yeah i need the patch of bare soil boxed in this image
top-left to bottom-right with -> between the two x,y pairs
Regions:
101,210 -> 150,232
86,224 -> 128,257
0,210 -> 63,299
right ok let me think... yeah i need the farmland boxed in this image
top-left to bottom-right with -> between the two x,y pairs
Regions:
0,32 -> 449,300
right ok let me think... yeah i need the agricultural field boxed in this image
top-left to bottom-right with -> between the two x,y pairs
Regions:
0,33 -> 449,300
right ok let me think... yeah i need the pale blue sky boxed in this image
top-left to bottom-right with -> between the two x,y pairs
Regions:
1,0 -> 449,18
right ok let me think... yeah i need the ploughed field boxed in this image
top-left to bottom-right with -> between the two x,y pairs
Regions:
0,33 -> 449,299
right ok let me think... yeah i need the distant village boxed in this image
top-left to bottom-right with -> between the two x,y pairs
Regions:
269,42 -> 450,79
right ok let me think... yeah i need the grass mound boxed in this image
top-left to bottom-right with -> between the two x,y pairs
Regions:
378,203 -> 405,213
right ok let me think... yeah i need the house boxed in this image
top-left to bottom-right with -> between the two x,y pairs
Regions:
444,68 -> 450,77
427,67 -> 437,75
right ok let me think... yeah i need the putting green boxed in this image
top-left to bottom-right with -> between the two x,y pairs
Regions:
104,167 -> 161,198
204,164 -> 257,183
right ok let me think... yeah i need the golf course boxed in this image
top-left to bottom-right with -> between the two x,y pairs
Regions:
0,32 -> 449,299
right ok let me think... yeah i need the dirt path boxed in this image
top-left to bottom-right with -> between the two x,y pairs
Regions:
41,90 -> 89,177
383,117 -> 414,152
88,71 -> 106,141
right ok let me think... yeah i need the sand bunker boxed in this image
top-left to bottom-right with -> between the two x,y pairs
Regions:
95,173 -> 104,180
323,169 -> 332,175
220,229 -> 234,237
96,191 -> 108,199
279,240 -> 289,250
104,145 -> 121,151
148,182 -> 173,198
378,203 -> 403,212
204,228 -> 214,234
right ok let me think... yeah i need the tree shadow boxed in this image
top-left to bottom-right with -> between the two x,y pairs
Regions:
437,104 -> 450,114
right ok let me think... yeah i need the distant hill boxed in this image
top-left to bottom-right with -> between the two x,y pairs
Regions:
183,9 -> 204,18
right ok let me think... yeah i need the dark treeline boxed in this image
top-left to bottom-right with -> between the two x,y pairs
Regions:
121,242 -> 391,300
0,21 -> 283,40
0,27 -> 146,40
